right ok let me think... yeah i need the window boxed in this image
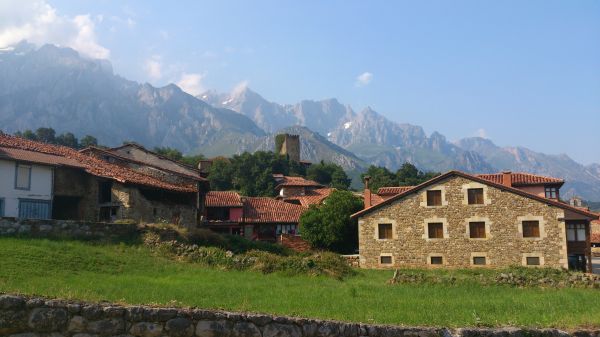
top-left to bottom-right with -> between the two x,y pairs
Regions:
380,256 -> 392,265
99,181 -> 112,203
526,257 -> 540,266
467,188 -> 484,205
544,187 -> 558,199
0,198 -> 4,217
430,256 -> 443,265
428,223 -> 444,239
378,223 -> 393,239
567,223 -> 586,242
469,222 -> 486,239
18,199 -> 51,219
473,256 -> 486,265
522,221 -> 540,238
426,190 -> 442,206
15,163 -> 32,190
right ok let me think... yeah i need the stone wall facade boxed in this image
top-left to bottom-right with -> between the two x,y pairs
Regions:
358,176 -> 572,269
0,218 -> 138,241
111,183 -> 197,227
2,294 -> 598,337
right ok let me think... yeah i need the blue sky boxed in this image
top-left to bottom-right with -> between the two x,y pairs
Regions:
3,1 -> 600,164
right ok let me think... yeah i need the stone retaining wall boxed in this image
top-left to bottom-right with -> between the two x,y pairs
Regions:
0,218 -> 138,241
1,294 -> 598,337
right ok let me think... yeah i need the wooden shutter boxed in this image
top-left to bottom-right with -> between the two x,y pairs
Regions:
427,190 -> 442,206
468,188 -> 484,205
469,222 -> 486,238
428,223 -> 444,239
522,221 -> 540,238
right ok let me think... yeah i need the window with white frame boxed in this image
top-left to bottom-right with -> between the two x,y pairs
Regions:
15,163 -> 32,190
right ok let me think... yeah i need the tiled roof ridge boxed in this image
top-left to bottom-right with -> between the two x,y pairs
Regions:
244,197 -> 305,223
205,191 -> 244,207
80,146 -> 206,182
476,172 -> 564,185
0,134 -> 196,193
352,170 -> 597,219
110,142 -> 203,174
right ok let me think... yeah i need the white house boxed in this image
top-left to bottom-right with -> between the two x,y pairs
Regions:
0,152 -> 54,219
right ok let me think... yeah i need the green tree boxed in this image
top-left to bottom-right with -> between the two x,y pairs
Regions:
180,154 -> 205,168
307,161 -> 351,190
396,163 -> 439,186
208,158 -> 234,191
300,190 -> 363,253
79,135 -> 98,148
153,146 -> 184,161
56,132 -> 79,148
361,165 -> 397,192
15,129 -> 38,141
35,127 -> 56,143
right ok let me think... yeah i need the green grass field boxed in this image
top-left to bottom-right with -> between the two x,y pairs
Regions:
1,237 -> 599,329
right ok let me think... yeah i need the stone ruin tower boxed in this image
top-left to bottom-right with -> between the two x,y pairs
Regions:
276,134 -> 300,162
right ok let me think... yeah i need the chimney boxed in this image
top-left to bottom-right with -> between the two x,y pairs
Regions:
363,176 -> 372,209
502,171 -> 512,187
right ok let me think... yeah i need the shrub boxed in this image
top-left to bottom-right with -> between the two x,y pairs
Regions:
142,233 -> 354,279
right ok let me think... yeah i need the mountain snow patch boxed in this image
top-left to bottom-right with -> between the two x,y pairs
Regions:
344,122 -> 352,129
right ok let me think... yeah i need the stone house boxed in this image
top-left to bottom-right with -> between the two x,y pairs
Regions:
0,135 -> 201,226
353,171 -> 598,272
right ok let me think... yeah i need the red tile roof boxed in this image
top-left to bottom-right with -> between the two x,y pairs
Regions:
476,172 -> 564,186
352,171 -> 598,220
377,186 -> 415,195
282,188 -> 334,208
205,191 -> 244,207
0,135 -> 196,193
0,147 -> 85,169
80,146 -> 206,182
244,197 -> 305,223
274,175 -> 323,189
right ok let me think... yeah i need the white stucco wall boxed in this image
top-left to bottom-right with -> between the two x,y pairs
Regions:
0,159 -> 53,217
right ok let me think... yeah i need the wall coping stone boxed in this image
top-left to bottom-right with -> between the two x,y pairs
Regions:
1,294 -> 598,337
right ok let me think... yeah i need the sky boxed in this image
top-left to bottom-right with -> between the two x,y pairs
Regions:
1,0 -> 599,164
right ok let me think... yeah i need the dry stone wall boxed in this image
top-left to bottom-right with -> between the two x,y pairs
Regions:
1,294 -> 598,337
0,218 -> 138,241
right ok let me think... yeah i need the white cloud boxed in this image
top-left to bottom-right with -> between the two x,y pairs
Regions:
231,80 -> 249,96
355,72 -> 373,87
144,56 -> 162,80
475,128 -> 488,139
177,73 -> 206,96
0,0 -> 109,59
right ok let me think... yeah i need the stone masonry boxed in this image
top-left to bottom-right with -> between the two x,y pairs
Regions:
1,294 -> 598,337
358,176 -> 571,269
0,218 -> 138,241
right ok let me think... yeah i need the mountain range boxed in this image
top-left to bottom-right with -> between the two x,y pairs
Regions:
1,43 -> 599,201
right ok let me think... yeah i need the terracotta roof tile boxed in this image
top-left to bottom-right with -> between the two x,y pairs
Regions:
0,147 -> 85,168
377,186 -> 415,195
205,191 -> 244,207
274,175 -> 323,189
476,172 -> 564,186
244,197 -> 304,223
0,135 -> 196,193
282,188 -> 334,208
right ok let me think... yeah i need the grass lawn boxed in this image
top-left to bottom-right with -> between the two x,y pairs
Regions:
1,237 -> 599,329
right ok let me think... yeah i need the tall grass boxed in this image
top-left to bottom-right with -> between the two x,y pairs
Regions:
0,237 -> 599,329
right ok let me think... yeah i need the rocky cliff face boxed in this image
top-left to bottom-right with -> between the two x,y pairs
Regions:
2,43 -> 600,200
0,43 -> 264,154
